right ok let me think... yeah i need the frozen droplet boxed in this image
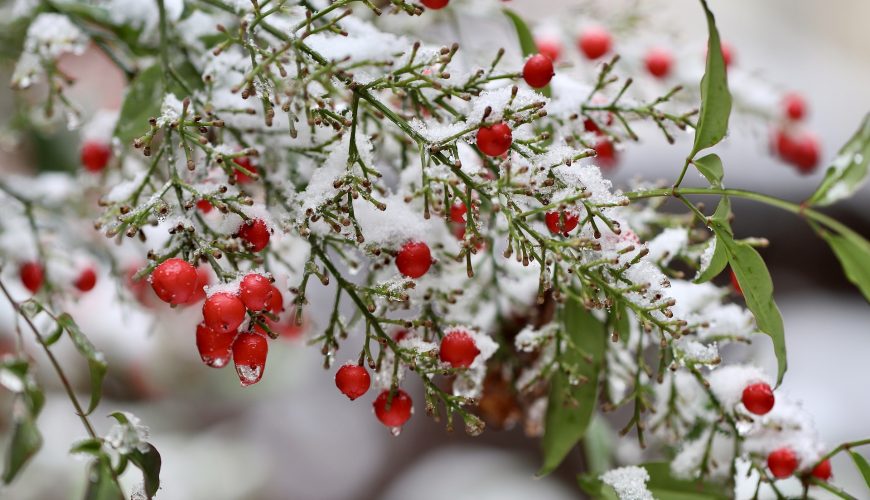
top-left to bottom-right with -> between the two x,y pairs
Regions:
390,426 -> 402,437
236,364 -> 263,386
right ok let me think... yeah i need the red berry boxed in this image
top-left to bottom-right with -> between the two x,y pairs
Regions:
196,199 -> 213,213
237,219 -> 271,252
266,286 -> 284,314
195,322 -> 237,368
523,54 -> 555,89
476,122 -> 512,157
721,42 -> 734,67
741,382 -> 775,415
578,26 -> 611,60
19,262 -> 44,294
773,128 -> 798,163
811,459 -> 832,481
783,93 -> 807,121
594,139 -> 618,169
233,156 -> 258,184
239,274 -> 273,311
439,329 -> 480,368
536,37 -> 561,62
450,201 -> 467,224
125,264 -> 153,306
232,331 -> 268,386
150,258 -> 198,305
421,0 -> 448,9
767,448 -> 798,479
203,292 -> 247,334
184,266 -> 211,304
791,133 -> 820,174
644,48 -> 672,78
396,241 -> 432,279
335,364 -> 371,401
545,211 -> 579,236
373,389 -> 413,427
73,267 -> 97,292
80,141 -> 112,173
730,269 -> 742,295
394,329 -> 410,342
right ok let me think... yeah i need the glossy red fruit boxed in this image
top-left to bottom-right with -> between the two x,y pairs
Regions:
783,93 -> 806,121
203,292 -> 247,334
730,269 -> 742,295
450,201 -> 467,224
439,329 -> 480,368
238,219 -> 271,252
150,258 -> 198,305
578,26 -> 611,60
335,364 -> 371,401
645,48 -> 672,78
421,0 -> 448,9
523,54 -> 555,89
594,139 -> 618,169
195,322 -> 237,368
196,199 -> 213,213
80,141 -> 112,173
233,156 -> 258,184
476,122 -> 512,157
185,266 -> 211,304
773,128 -> 798,163
232,331 -> 268,386
74,267 -> 97,292
742,382 -> 775,415
791,133 -> 820,174
545,211 -> 579,236
811,459 -> 832,481
536,37 -> 561,62
20,262 -> 44,294
396,241 -> 432,279
373,389 -> 413,427
239,274 -> 273,311
768,448 -> 798,479
266,286 -> 284,314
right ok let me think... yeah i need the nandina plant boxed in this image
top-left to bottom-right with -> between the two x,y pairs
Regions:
1,1 -> 870,499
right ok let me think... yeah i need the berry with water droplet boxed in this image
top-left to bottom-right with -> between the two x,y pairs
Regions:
335,364 -> 371,401
439,329 -> 480,368
232,331 -> 268,386
373,389 -> 413,427
238,219 -> 271,252
396,241 -> 432,279
150,258 -> 198,305
742,382 -> 775,415
239,274 -> 273,311
476,122 -> 512,157
203,292 -> 246,334
196,322 -> 236,368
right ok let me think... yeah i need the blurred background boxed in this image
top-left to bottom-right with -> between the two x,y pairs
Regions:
1,0 -> 869,499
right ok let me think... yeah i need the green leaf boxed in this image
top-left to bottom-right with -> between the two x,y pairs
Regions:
83,455 -> 124,500
57,313 -> 107,415
690,0 -> 732,157
849,451 -> 870,489
819,231 -> 870,303
693,154 -> 724,187
712,224 -> 787,385
538,300 -> 607,475
577,473 -> 619,500
503,8 -> 551,98
129,443 -> 162,499
114,64 -> 163,145
114,62 -> 203,145
694,195 -> 731,284
583,416 -> 613,475
70,438 -> 104,457
645,462 -> 730,499
808,113 -> 870,206
2,416 -> 42,484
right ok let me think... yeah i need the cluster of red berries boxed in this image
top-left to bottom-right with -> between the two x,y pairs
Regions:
18,261 -> 97,295
334,328 -> 481,430
150,258 -> 284,386
740,382 -> 833,481
771,93 -> 820,174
